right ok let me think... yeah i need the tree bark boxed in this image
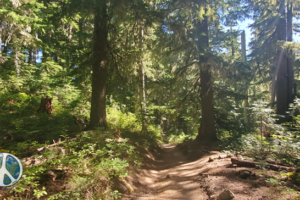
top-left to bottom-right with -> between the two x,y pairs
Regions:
195,8 -> 217,141
241,31 -> 249,126
271,73 -> 276,108
232,27 -> 239,108
287,1 -> 294,103
32,49 -> 37,65
28,48 -> 32,64
90,0 -> 108,128
276,0 -> 289,116
0,19 -> 2,66
14,48 -> 20,75
139,27 -> 147,132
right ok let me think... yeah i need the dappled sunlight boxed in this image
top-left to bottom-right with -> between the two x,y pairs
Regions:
124,142 -> 300,200
124,144 -> 210,199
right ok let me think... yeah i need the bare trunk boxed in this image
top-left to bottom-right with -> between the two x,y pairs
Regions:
232,27 -> 238,108
198,64 -> 217,141
276,0 -> 289,116
15,49 -> 20,75
28,48 -> 32,64
195,8 -> 217,141
90,0 -> 108,128
271,74 -> 276,108
244,88 -> 249,125
140,27 -> 147,131
32,49 -> 37,65
287,1 -> 294,103
0,19 -> 2,66
241,30 -> 249,126
241,31 -> 246,62
287,1 -> 293,42
230,25 -> 234,56
253,76 -> 256,101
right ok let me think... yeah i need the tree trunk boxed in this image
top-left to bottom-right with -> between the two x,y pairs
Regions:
232,27 -> 239,108
14,48 -> 20,75
271,74 -> 276,108
32,49 -> 37,65
139,27 -> 147,132
195,8 -> 217,141
241,31 -> 246,62
90,0 -> 108,128
230,25 -> 234,57
28,48 -> 32,64
287,0 -> 294,103
0,19 -> 2,66
276,0 -> 289,116
241,30 -> 249,126
244,88 -> 249,125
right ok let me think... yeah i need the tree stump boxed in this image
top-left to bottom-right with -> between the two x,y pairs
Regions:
37,96 -> 53,114
73,116 -> 88,132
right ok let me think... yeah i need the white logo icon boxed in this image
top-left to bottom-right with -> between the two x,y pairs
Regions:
0,153 -> 23,187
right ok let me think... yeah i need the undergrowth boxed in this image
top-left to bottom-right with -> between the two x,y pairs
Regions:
219,100 -> 300,187
0,130 -> 142,199
0,87 -> 163,199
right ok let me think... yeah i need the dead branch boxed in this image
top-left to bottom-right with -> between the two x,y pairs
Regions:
231,157 -> 298,172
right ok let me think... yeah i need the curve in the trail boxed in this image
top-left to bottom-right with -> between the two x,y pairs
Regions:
123,144 -> 219,200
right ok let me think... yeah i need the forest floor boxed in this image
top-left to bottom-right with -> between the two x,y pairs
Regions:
122,141 -> 300,200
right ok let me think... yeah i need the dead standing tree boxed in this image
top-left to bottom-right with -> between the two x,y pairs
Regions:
37,96 -> 53,114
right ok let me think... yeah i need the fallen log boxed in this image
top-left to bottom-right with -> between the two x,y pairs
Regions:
208,154 -> 232,162
23,138 -> 77,167
231,157 -> 298,172
219,154 -> 232,159
35,138 -> 77,154
265,160 -> 289,167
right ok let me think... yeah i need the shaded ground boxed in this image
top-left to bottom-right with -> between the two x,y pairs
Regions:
123,142 -> 300,200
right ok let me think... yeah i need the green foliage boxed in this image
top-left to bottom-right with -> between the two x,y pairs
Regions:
265,177 -> 282,185
107,106 -> 142,132
223,100 -> 300,169
252,100 -> 285,138
1,0 -> 300,198
0,129 -> 143,199
167,131 -> 197,144
0,89 -> 82,148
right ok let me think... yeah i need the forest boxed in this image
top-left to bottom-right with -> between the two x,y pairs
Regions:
0,0 -> 300,199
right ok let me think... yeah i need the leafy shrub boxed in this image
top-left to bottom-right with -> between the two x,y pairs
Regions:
167,131 -> 196,144
1,130 -> 142,199
223,100 -> 300,167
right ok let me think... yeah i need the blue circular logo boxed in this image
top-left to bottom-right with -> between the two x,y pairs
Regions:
0,153 -> 23,187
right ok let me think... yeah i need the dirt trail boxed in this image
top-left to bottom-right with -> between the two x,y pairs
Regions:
123,144 -> 216,199
123,143 -> 300,200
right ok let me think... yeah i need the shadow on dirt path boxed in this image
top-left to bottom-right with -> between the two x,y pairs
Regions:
122,143 -> 217,200
122,142 -> 300,200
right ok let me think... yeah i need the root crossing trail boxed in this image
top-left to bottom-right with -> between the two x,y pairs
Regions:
123,144 -> 216,200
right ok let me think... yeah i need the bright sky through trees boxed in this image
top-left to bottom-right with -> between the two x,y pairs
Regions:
239,18 -> 300,55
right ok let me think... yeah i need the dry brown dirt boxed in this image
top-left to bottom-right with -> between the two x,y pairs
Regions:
122,142 -> 300,200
